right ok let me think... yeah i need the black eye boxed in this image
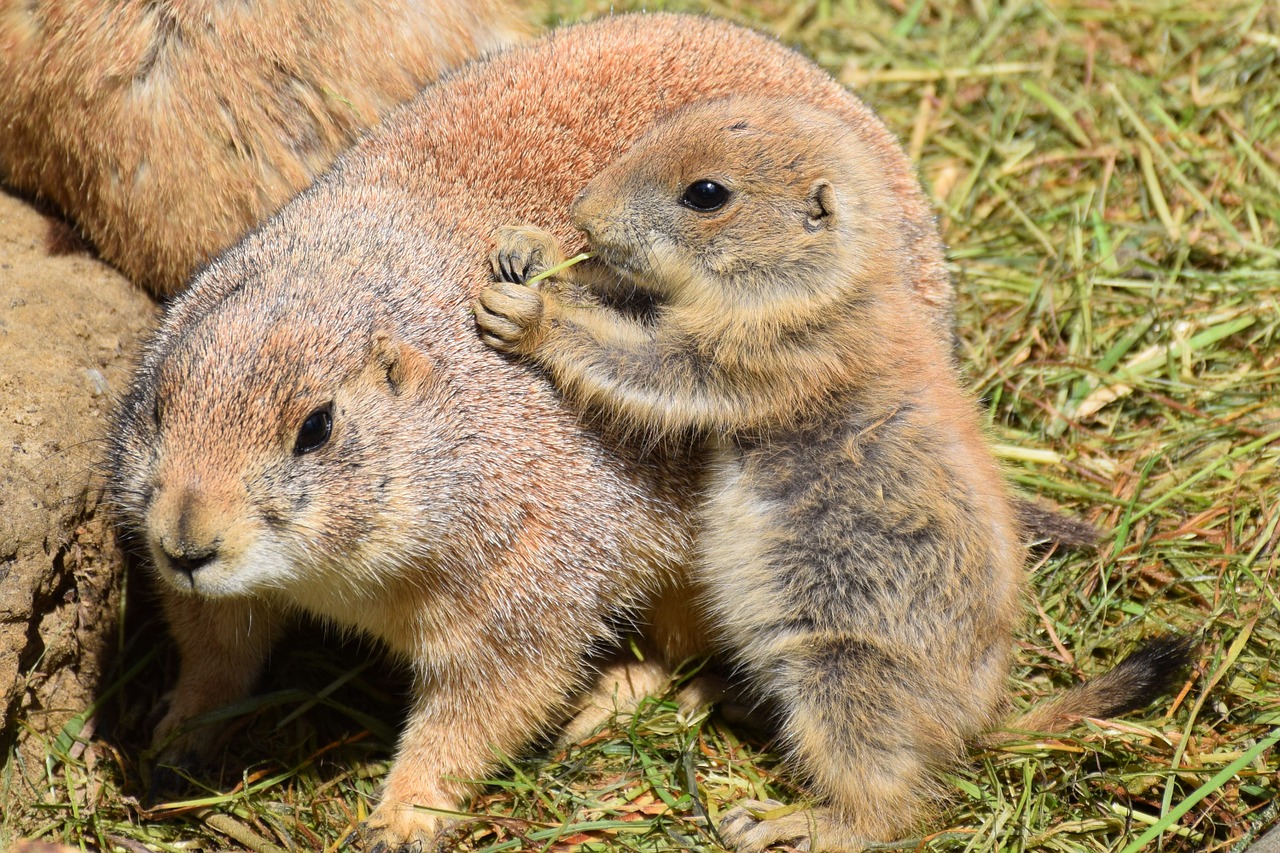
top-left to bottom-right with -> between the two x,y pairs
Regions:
295,406 -> 332,455
681,179 -> 730,212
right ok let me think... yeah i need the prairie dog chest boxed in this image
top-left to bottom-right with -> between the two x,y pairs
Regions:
702,434 -> 757,513
700,430 -> 810,528
701,435 -> 778,560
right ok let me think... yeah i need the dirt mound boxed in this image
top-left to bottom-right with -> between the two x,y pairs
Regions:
0,190 -> 154,792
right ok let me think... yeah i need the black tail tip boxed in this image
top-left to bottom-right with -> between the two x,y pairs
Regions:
1104,633 -> 1199,717
1016,499 -> 1104,551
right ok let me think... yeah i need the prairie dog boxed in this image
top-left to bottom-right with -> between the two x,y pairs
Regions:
0,0 -> 526,295
476,96 -> 1025,848
475,97 -> 1184,849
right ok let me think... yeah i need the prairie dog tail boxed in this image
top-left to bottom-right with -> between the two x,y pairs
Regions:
1016,498 -> 1103,551
1001,634 -> 1196,737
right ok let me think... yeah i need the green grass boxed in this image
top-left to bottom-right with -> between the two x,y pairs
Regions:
6,0 -> 1279,850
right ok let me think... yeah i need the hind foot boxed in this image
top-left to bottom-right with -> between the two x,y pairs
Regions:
561,655 -> 723,744
355,801 -> 449,853
719,800 -> 877,853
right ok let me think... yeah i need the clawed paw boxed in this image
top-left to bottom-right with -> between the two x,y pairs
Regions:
476,225 -> 565,354
473,279 -> 545,354
489,224 -> 564,285
718,799 -> 813,852
349,803 -> 444,853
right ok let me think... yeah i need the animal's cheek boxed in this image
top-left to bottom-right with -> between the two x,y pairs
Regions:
261,459 -> 386,552
196,530 -> 301,597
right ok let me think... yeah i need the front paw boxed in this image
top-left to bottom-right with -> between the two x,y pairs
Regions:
147,698 -> 228,799
474,279 -> 545,355
489,224 -> 565,285
354,801 -> 444,853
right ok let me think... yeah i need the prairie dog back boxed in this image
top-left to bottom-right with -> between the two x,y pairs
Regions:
0,0 -> 527,294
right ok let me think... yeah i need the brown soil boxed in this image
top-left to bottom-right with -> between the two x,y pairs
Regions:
0,189 -> 154,796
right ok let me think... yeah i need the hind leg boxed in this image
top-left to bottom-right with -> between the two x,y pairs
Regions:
563,581 -> 721,744
718,634 -> 985,852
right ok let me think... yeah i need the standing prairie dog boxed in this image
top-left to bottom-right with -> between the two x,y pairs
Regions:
0,0 -> 526,295
473,97 -> 1148,850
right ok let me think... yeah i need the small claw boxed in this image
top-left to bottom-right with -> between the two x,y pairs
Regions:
513,255 -> 533,284
491,245 -> 535,284
478,334 -> 514,354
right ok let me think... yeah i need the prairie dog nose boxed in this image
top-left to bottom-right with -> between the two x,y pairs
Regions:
158,537 -> 220,584
149,483 -> 229,585
164,544 -> 219,581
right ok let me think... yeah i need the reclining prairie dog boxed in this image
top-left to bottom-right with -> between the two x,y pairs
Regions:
0,0 -> 526,295
104,13 -> 1162,853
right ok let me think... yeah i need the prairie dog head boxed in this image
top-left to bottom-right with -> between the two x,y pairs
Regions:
106,266 -> 475,608
570,96 -> 905,310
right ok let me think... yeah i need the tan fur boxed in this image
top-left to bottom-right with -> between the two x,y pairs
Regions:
0,0 -> 527,295
106,15 -> 956,849
476,97 -> 1025,850
96,13 -> 1160,851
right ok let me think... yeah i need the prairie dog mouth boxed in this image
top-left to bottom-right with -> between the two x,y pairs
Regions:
587,243 -> 639,274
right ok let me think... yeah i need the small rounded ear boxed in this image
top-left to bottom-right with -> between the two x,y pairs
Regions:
805,180 -> 836,231
367,331 -> 433,396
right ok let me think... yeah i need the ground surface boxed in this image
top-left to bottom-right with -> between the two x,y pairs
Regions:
2,0 -> 1278,851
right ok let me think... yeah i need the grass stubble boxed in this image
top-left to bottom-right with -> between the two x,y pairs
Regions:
4,0 -> 1277,850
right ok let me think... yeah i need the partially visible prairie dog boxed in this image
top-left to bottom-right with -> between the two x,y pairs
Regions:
475,96 -> 1183,850
0,0 -> 527,295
